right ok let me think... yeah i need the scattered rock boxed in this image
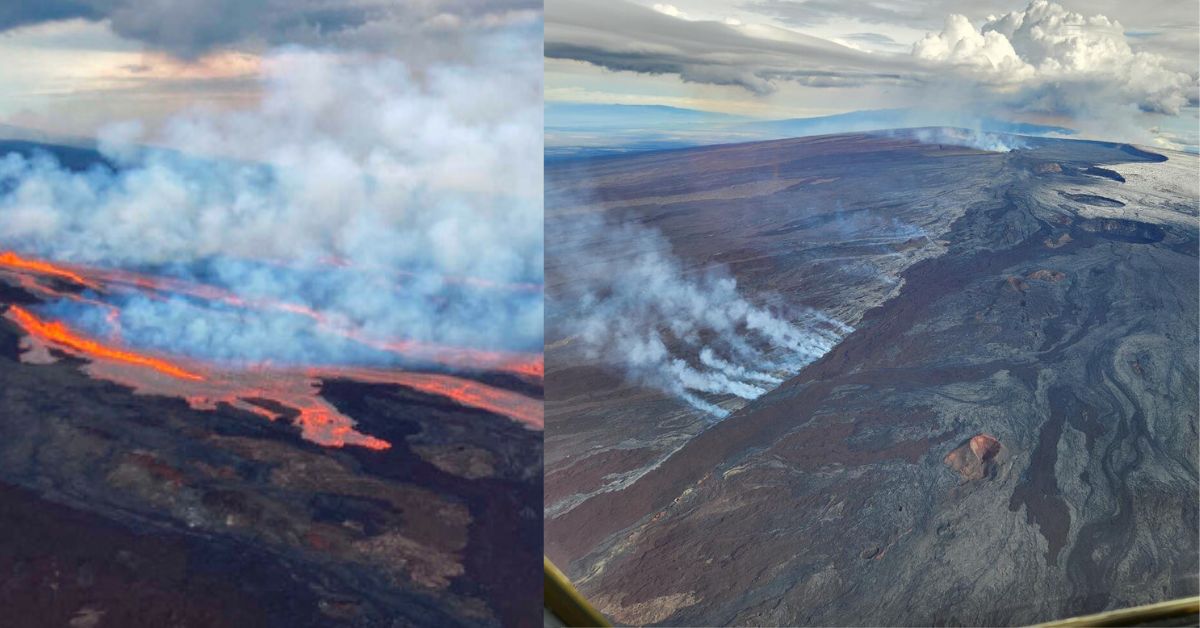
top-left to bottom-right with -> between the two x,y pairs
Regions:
412,444 -> 496,480
1026,269 -> 1066,282
317,596 -> 362,621
1058,191 -> 1125,207
1078,217 -> 1164,244
1034,163 -> 1063,174
592,591 -> 701,626
124,452 -> 186,488
69,606 -> 106,628
1044,233 -> 1072,249
351,532 -> 464,590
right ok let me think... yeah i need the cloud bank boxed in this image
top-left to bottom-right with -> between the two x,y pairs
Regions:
0,0 -> 541,58
546,0 -> 915,96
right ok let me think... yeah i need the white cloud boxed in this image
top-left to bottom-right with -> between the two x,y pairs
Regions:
914,0 -> 1194,114
652,4 -> 687,19
913,15 -> 1030,79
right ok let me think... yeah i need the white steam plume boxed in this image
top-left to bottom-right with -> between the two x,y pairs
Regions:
884,127 -> 1029,153
550,214 -> 849,418
0,31 -> 543,365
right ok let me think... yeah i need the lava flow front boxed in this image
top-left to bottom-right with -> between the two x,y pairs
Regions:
8,305 -> 203,381
0,251 -> 543,451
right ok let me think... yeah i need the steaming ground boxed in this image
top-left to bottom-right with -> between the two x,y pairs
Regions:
551,214 -> 849,417
544,130 -> 1198,626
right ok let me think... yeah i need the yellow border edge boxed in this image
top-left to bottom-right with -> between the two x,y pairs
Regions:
545,556 -> 612,627
1037,595 -> 1199,627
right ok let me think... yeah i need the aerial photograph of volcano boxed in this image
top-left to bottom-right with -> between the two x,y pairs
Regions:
544,0 -> 1198,626
0,1 -> 543,626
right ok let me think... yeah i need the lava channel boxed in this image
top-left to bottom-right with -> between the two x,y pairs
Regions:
0,251 -> 543,380
2,306 -> 545,450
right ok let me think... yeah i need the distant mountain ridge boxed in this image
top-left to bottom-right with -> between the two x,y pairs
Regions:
545,103 -> 1076,159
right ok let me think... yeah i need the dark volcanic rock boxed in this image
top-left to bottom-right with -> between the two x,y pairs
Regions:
1059,190 -> 1127,207
1083,166 -> 1126,183
545,133 -> 1198,626
0,301 -> 542,627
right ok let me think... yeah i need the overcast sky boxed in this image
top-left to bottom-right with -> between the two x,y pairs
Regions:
546,0 -> 1199,149
0,0 -> 541,138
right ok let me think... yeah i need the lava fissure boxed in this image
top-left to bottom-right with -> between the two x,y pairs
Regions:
7,305 -> 204,381
0,250 -> 543,379
0,254 -> 543,451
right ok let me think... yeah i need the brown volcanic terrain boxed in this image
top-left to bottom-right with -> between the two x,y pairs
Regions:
544,132 -> 1199,625
0,284 -> 542,626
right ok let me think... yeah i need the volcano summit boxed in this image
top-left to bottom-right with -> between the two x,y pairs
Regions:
544,130 -> 1198,626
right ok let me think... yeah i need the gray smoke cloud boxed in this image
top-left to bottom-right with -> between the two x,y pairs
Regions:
550,214 -> 849,417
0,0 -> 542,59
0,30 -> 544,366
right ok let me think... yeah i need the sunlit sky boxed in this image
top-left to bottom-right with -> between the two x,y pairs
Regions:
545,0 -> 1199,148
0,1 -> 1195,148
0,1 -> 540,139
0,20 -> 260,137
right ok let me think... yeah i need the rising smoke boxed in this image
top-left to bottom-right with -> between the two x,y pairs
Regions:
550,213 -> 849,417
885,127 -> 1029,153
0,31 -> 543,367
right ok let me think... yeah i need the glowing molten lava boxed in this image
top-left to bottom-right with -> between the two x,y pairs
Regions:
7,306 -> 203,381
313,367 -> 543,429
3,303 -> 543,451
9,253 -> 544,380
0,250 -> 543,452
0,251 -> 100,290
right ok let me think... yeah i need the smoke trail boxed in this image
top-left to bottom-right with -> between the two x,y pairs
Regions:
0,30 -> 543,368
550,213 -> 849,418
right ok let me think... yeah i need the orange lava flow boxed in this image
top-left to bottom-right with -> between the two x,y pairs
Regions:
2,303 -> 541,452
312,367 -> 544,429
6,306 -> 203,381
508,356 -> 544,379
0,251 -> 101,290
0,255 -> 542,451
85,264 -> 543,379
0,251 -> 543,380
350,335 -> 544,380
